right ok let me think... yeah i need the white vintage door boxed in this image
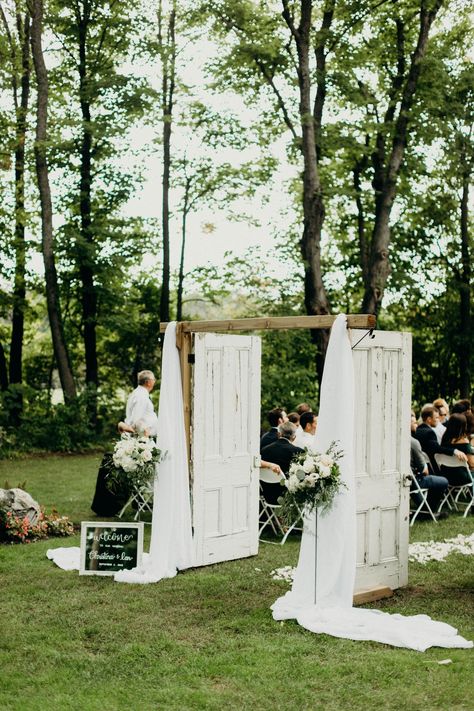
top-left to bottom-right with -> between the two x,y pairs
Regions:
352,330 -> 412,593
192,333 -> 261,566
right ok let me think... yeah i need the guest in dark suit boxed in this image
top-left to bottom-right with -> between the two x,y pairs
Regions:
260,407 -> 288,451
260,422 -> 304,503
410,412 -> 448,512
414,404 -> 468,474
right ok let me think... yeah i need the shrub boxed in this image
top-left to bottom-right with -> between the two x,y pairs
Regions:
0,508 -> 74,543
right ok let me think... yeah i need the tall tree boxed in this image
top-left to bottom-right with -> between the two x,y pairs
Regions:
157,0 -> 176,324
280,0 -> 334,374
0,1 -> 31,418
29,0 -> 77,400
343,0 -> 444,314
201,0 -> 337,377
49,0 -> 150,418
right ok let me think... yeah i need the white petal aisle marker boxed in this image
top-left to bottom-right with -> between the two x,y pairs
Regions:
409,534 -> 474,564
271,314 -> 473,652
271,532 -> 474,579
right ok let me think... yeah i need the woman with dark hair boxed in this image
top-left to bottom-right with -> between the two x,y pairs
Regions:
440,414 -> 474,484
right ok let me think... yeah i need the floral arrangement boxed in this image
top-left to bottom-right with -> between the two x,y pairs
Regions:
105,433 -> 162,497
0,509 -> 74,543
278,442 -> 345,524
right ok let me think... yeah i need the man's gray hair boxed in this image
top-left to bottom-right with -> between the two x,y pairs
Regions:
137,369 -> 155,385
279,421 -> 296,440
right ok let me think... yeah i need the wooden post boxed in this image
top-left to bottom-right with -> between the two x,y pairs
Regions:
175,324 -> 192,464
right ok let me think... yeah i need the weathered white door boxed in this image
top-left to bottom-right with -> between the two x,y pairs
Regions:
352,330 -> 412,593
192,333 -> 261,566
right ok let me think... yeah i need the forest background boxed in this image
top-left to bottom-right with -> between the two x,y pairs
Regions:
0,0 -> 472,455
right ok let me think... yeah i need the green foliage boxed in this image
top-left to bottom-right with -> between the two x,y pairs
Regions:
0,0 -> 471,450
0,388 -> 100,455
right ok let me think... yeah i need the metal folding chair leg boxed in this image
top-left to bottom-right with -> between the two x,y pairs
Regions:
409,475 -> 437,525
259,496 -> 287,542
117,485 -> 153,521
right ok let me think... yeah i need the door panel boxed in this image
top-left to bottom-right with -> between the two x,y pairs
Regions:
352,330 -> 412,592
192,333 -> 261,566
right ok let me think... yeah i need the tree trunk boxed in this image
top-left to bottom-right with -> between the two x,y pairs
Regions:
0,342 -> 8,391
30,0 -> 76,401
78,8 -> 98,404
158,1 -> 176,324
160,117 -> 171,323
362,0 -> 443,314
9,11 -> 30,399
458,145 -> 471,397
282,0 -> 333,381
176,176 -> 190,322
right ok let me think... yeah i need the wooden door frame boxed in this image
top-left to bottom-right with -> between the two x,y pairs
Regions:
159,314 -> 416,605
162,314 -> 376,462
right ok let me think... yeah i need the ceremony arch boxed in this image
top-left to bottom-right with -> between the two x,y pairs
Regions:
160,315 -> 411,604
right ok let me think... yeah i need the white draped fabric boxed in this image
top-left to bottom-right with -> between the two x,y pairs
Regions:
47,322 -> 194,583
115,321 -> 194,583
272,314 -> 473,651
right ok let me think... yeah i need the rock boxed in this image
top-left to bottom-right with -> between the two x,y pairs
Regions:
0,488 -> 41,525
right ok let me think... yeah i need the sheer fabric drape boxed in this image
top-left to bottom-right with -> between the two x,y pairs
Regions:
115,321 -> 194,583
272,315 -> 472,651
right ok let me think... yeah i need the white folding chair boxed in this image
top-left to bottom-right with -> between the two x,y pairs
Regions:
434,453 -> 473,516
118,480 -> 154,521
408,473 -> 437,525
259,469 -> 303,545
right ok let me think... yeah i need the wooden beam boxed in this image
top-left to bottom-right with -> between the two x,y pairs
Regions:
353,586 -> 393,606
176,325 -> 192,463
160,314 -> 376,334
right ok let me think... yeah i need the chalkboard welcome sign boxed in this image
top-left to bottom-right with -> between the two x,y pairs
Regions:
80,522 -> 144,576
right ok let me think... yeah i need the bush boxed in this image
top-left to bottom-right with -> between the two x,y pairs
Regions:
0,508 -> 74,543
0,388 -> 109,456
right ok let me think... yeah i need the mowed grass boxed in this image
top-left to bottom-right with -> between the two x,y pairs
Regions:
0,454 -> 473,711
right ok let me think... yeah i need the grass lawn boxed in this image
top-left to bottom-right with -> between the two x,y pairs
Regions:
1,454 -> 473,711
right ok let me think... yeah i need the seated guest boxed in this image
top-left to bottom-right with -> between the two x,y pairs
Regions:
433,398 -> 449,444
414,404 -> 468,474
288,412 -> 300,426
451,400 -> 474,444
294,411 -> 317,449
260,408 -> 288,451
410,413 -> 448,513
260,460 -> 282,476
296,402 -> 311,415
260,422 -> 304,503
433,398 -> 449,424
440,414 -> 474,485
451,399 -> 471,414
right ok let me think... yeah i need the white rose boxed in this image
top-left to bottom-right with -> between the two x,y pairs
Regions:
320,454 -> 334,468
306,472 -> 319,486
121,456 -> 138,473
319,465 -> 331,478
286,474 -> 300,493
122,440 -> 135,456
142,449 -> 152,462
303,458 -> 315,473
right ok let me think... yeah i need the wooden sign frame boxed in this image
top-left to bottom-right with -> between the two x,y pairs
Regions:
79,521 -> 144,576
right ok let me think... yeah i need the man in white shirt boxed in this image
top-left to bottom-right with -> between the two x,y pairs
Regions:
293,411 -> 317,450
119,370 -> 159,436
